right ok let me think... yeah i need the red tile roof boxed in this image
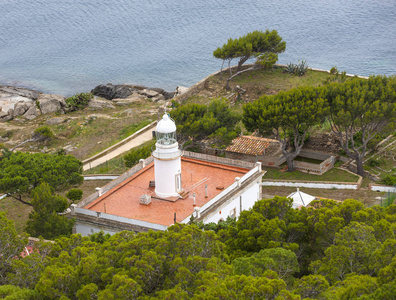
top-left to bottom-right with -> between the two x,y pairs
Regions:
226,136 -> 277,155
84,157 -> 248,226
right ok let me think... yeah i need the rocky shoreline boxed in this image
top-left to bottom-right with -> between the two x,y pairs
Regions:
0,83 -> 177,122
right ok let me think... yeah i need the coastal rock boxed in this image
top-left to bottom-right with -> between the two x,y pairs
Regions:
0,96 -> 34,114
13,102 -> 30,116
176,86 -> 189,96
91,84 -> 138,100
148,87 -> 166,95
88,99 -> 115,110
128,92 -> 145,100
0,85 -> 40,100
23,106 -> 41,120
140,89 -> 159,98
38,94 -> 65,114
163,91 -> 176,100
91,83 -> 175,101
46,117 -> 67,125
151,94 -> 165,102
112,93 -> 145,105
1,109 -> 14,121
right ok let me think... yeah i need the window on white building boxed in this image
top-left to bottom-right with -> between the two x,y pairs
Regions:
175,173 -> 181,192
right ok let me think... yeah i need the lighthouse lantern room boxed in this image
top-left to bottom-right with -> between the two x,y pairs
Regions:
152,114 -> 182,198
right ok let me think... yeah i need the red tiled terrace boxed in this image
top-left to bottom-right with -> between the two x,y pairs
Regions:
84,157 -> 248,226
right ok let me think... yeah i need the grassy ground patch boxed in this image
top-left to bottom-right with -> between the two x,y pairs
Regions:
0,179 -> 112,234
261,186 -> 385,206
263,167 -> 360,182
0,196 -> 33,233
186,66 -> 335,106
84,155 -> 127,175
363,136 -> 396,181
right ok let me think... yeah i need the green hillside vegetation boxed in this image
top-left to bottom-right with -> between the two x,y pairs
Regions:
1,197 -> 396,299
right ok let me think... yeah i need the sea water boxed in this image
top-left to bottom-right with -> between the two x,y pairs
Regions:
0,0 -> 395,96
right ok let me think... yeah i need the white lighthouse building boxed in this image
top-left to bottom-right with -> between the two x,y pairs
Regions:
152,114 -> 183,198
72,113 -> 265,236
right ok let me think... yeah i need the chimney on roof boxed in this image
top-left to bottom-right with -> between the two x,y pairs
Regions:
256,161 -> 262,172
140,158 -> 145,168
193,193 -> 196,206
205,184 -> 208,198
235,177 -> 241,187
140,194 -> 152,205
70,204 -> 77,215
194,206 -> 201,218
96,187 -> 103,197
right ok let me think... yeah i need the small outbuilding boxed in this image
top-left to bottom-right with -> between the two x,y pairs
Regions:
225,136 -> 284,167
287,188 -> 316,209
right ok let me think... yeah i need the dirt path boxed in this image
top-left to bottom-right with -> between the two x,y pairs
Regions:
83,128 -> 153,171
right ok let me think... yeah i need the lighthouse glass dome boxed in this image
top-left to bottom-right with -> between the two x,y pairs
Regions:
156,114 -> 177,145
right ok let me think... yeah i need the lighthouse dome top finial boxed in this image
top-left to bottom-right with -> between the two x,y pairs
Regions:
156,113 -> 176,134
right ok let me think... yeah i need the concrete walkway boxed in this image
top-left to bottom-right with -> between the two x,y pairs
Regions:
83,124 -> 155,171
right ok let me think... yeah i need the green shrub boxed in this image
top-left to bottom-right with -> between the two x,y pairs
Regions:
381,175 -> 396,186
66,188 -> 83,203
367,158 -> 383,167
330,66 -> 338,75
65,92 -> 93,111
1,131 -> 13,139
285,60 -> 309,76
123,140 -> 156,168
33,126 -> 54,140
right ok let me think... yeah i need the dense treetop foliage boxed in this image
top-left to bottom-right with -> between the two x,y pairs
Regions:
1,197 -> 395,299
123,140 -> 156,168
213,30 -> 286,72
25,182 -> 75,240
243,75 -> 396,175
170,99 -> 241,147
323,75 -> 396,176
0,150 -> 83,206
243,86 -> 328,172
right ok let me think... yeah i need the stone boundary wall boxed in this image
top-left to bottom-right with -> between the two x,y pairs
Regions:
225,151 -> 285,168
183,150 -> 255,169
82,121 -> 157,165
293,151 -> 335,175
258,155 -> 286,167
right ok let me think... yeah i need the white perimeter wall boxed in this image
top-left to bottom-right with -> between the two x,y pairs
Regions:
75,223 -> 120,236
262,181 -> 358,190
370,185 -> 396,192
203,181 -> 261,224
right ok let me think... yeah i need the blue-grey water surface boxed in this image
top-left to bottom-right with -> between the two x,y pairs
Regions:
0,0 -> 395,96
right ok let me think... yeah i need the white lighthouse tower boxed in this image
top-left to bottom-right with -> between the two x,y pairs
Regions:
152,113 -> 182,198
